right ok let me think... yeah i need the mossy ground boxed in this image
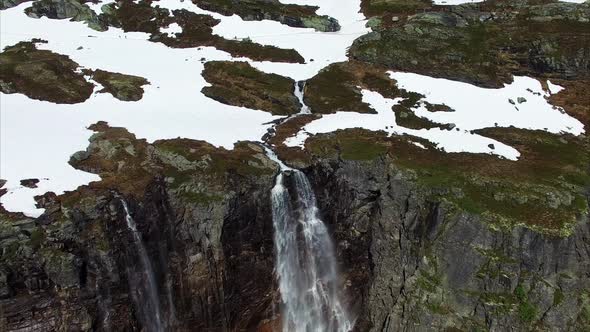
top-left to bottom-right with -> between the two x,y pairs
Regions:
303,61 -> 405,114
351,1 -> 590,88
201,61 -> 299,115
67,122 -> 275,205
284,125 -> 589,236
361,0 -> 433,18
0,40 -> 94,104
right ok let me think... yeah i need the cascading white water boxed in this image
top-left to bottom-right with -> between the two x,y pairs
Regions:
294,82 -> 311,115
119,198 -> 164,332
266,148 -> 352,332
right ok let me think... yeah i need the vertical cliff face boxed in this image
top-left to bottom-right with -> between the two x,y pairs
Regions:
1,124 -> 588,331
307,157 -> 590,331
0,123 -> 280,331
0,175 -> 278,331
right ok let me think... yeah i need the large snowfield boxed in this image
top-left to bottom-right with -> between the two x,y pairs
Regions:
0,0 -> 586,216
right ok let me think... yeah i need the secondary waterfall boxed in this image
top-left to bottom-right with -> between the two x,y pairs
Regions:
266,149 -> 352,332
294,82 -> 311,115
119,198 -> 164,332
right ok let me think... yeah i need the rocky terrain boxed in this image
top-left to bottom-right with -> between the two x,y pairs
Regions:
0,40 -> 150,103
351,0 -> 590,87
1,0 -> 589,331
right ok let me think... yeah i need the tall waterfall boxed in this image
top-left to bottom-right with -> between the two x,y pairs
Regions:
266,149 -> 352,332
119,198 -> 164,332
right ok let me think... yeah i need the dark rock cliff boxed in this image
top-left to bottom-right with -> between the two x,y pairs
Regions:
1,124 -> 588,331
308,156 -> 590,331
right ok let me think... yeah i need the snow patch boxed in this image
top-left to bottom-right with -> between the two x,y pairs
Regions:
547,80 -> 565,95
389,72 -> 584,136
285,90 -> 522,160
161,22 -> 182,37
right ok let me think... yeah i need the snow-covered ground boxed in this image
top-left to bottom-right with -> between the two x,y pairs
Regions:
0,0 -> 586,216
0,0 -> 369,216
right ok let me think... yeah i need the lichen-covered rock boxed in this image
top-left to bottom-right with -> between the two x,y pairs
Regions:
88,69 -> 150,101
25,0 -> 107,31
0,0 -> 30,10
305,151 -> 590,331
194,0 -> 341,32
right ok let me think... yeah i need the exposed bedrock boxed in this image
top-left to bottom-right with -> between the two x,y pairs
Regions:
307,156 -> 590,331
1,144 -> 588,331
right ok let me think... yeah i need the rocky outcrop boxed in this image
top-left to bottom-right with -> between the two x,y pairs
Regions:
0,41 -> 152,104
25,0 -> 107,31
85,69 -> 150,102
350,1 -> 590,87
0,40 -> 95,104
193,0 -> 340,32
0,123 -> 281,331
0,0 -> 31,10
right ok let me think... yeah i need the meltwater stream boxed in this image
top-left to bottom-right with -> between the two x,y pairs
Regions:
266,149 -> 352,332
294,82 -> 311,115
119,198 -> 164,332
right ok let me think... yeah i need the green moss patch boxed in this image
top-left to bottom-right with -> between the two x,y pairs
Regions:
25,0 -> 107,31
361,0 -> 433,18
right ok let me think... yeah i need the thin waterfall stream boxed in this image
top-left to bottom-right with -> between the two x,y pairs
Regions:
118,197 -> 164,332
294,81 -> 311,115
265,148 -> 352,332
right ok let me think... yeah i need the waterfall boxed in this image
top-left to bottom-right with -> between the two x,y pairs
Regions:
294,81 -> 311,114
119,198 -> 164,332
266,148 -> 352,332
